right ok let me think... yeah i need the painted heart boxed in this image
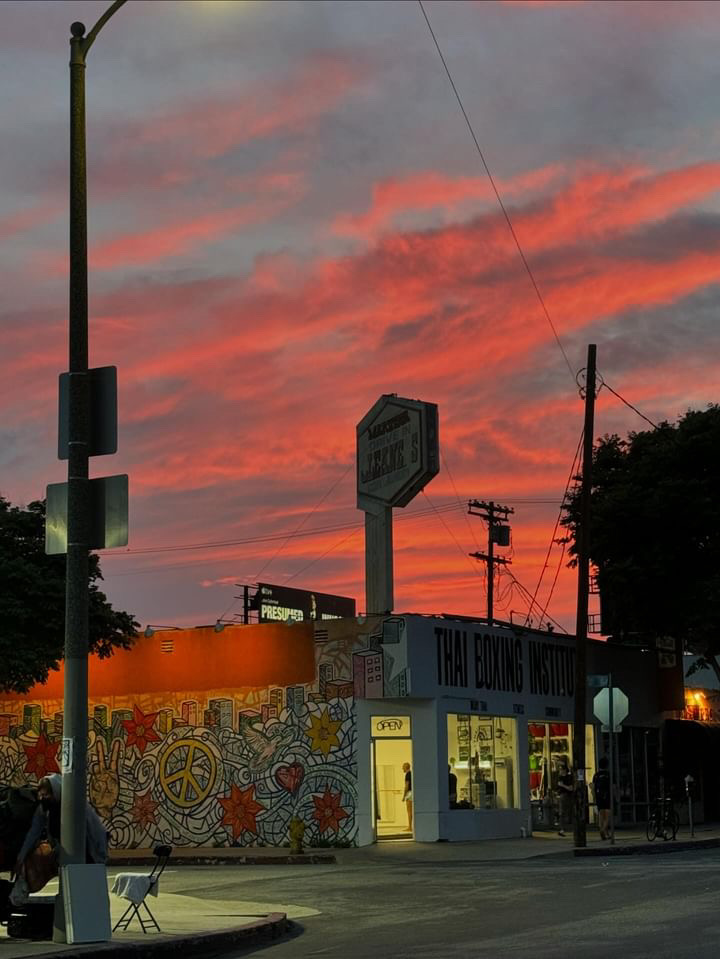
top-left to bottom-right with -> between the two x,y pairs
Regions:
276,763 -> 304,795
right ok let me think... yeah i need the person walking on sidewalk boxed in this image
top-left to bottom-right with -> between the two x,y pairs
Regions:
556,759 -> 573,836
592,757 -> 611,840
402,762 -> 413,832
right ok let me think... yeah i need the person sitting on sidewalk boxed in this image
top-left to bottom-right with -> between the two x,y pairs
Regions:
12,773 -> 108,903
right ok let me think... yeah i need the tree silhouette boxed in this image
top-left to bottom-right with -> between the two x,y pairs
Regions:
562,406 -> 720,682
0,496 -> 138,693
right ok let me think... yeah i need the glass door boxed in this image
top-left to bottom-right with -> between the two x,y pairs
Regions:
371,715 -> 412,840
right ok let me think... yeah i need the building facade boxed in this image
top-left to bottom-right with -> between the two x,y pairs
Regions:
0,616 -> 673,848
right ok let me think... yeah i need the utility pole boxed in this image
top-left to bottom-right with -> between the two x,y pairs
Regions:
573,343 -> 597,849
468,500 -> 514,626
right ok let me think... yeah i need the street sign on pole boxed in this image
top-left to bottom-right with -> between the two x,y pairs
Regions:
58,366 -> 117,459
45,475 -> 128,555
593,686 -> 629,732
588,674 -> 609,688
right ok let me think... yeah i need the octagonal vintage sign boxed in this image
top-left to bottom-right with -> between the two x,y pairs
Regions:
357,394 -> 439,509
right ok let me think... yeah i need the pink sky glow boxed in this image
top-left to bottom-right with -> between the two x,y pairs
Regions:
2,0 -> 720,635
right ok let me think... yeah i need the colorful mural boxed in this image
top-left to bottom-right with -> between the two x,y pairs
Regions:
0,636 -> 359,849
0,616 -> 406,849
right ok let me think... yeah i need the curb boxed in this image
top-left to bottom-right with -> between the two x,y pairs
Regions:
110,853 -> 336,867
9,913 -> 290,959
574,836 -> 720,857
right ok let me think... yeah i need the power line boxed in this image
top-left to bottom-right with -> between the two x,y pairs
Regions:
536,536 -> 568,629
601,381 -> 659,430
524,429 -> 583,627
421,490 -> 486,580
104,501 -> 461,558
506,571 -> 568,633
105,501 -> 470,578
252,462 -> 354,583
418,0 -> 575,382
283,526 -> 363,586
441,446 -> 482,550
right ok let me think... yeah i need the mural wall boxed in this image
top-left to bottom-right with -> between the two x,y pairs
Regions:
0,635 -> 361,850
0,616 -> 405,849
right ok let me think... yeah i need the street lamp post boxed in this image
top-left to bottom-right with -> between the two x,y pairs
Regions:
58,1 -> 126,942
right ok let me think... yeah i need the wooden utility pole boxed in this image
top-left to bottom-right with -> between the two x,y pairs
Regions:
468,500 -> 514,626
573,343 -> 597,849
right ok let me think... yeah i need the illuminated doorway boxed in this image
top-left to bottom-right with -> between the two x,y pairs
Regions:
371,715 -> 413,840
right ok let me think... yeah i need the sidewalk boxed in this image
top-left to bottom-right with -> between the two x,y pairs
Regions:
112,820 -> 720,868
0,880 -> 291,959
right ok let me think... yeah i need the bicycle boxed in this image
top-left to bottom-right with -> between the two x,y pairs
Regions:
646,797 -> 679,841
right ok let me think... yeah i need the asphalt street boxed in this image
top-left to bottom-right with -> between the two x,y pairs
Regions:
136,845 -> 720,959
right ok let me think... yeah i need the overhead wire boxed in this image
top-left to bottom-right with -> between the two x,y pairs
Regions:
417,0 -> 575,383
506,571 -> 568,633
440,446 -> 482,550
421,490 -> 486,580
283,526 -> 363,586
106,500 -> 461,558
523,429 -> 583,627
601,381 -> 659,430
415,1 -> 669,634
252,462 -> 354,583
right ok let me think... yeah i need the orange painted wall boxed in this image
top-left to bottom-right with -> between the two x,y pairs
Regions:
2,622 -> 315,700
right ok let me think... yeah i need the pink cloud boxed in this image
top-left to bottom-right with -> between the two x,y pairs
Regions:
133,53 -> 368,160
333,164 -> 563,238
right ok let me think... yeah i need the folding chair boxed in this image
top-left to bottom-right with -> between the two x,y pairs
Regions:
112,844 -> 171,933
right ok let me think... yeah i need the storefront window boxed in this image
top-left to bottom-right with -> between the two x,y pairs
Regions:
447,714 -> 518,809
528,722 -> 596,829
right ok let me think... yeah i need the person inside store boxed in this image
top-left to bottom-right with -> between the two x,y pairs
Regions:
402,762 -> 413,832
448,765 -> 458,808
592,756 -> 611,840
556,758 -> 574,836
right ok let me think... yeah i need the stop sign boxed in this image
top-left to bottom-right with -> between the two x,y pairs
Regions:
593,687 -> 629,731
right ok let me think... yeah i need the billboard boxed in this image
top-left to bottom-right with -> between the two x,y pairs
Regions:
254,583 -> 356,624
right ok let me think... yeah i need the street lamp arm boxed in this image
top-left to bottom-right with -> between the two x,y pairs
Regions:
72,0 -> 128,58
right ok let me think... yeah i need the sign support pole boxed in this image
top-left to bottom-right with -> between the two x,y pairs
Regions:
364,504 -> 393,615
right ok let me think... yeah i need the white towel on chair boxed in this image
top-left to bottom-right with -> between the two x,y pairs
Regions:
111,873 -> 159,905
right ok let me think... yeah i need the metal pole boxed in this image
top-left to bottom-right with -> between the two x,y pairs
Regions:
364,504 -> 394,614
572,343 -> 597,849
54,22 -> 91,944
57,7 -> 127,942
609,677 -> 615,845
686,775 -> 694,838
487,502 -> 494,626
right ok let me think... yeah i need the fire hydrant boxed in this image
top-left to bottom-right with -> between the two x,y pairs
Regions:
289,817 -> 305,855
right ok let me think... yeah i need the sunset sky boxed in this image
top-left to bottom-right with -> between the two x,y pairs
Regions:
2,0 -> 720,635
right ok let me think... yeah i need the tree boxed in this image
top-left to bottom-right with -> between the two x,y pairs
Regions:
562,405 -> 720,682
0,495 -> 139,693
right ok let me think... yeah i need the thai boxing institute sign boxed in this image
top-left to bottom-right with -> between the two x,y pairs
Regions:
435,625 -> 576,699
357,394 -> 439,509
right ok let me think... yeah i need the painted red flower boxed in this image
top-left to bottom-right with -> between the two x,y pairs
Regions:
122,705 -> 161,756
312,787 -> 350,835
219,784 -> 265,840
23,733 -> 60,779
131,790 -> 159,829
